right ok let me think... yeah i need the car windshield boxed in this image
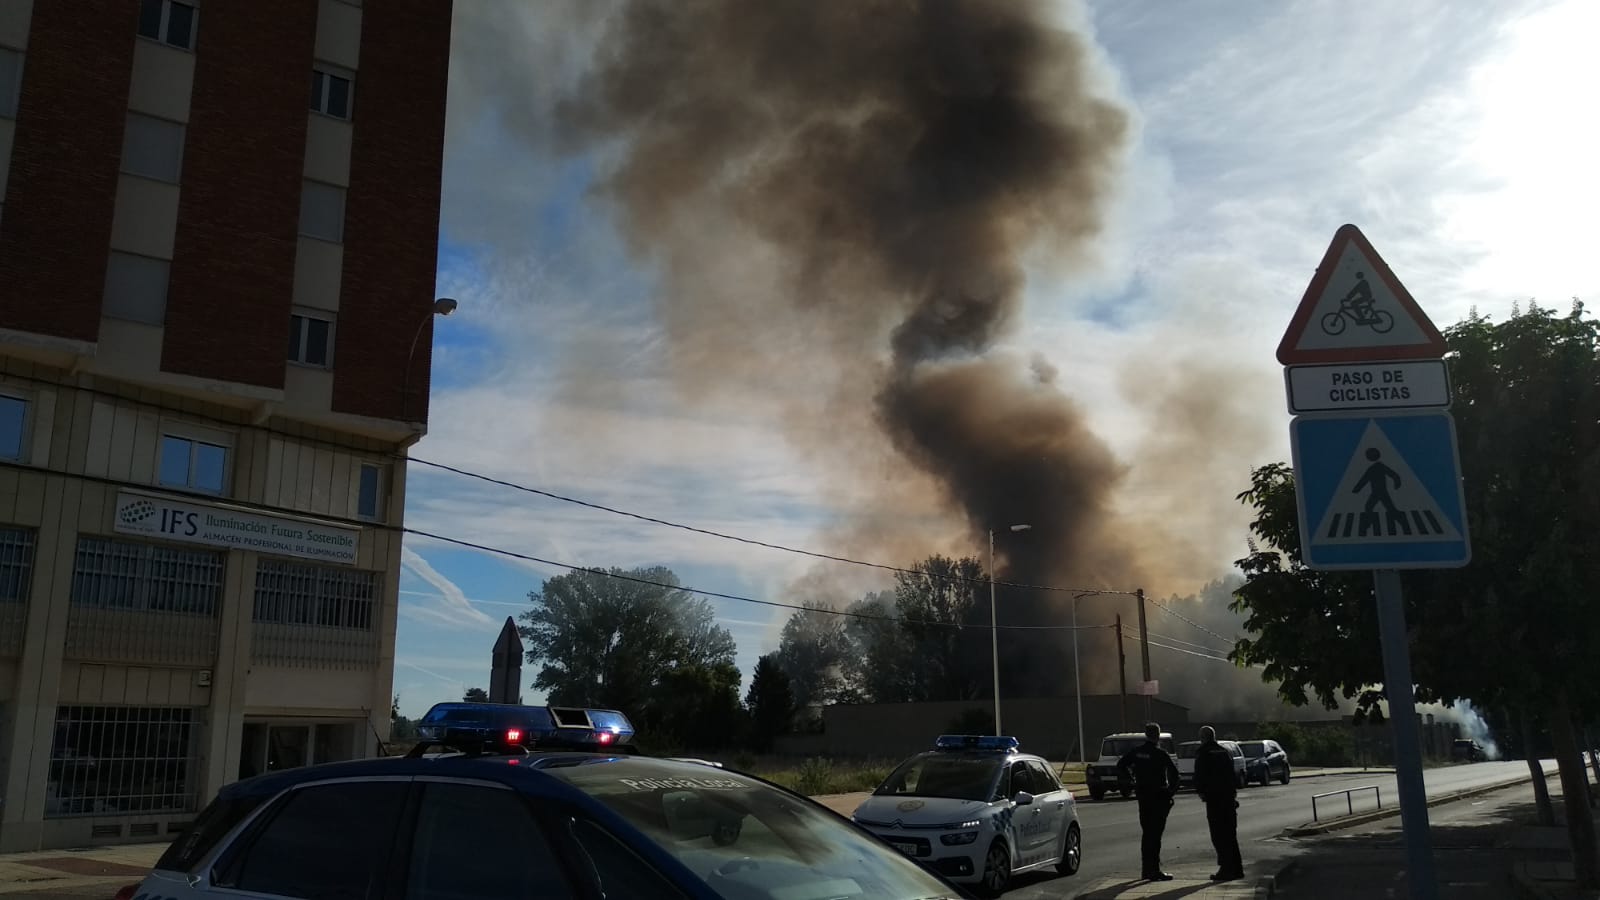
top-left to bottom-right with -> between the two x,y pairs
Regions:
548,758 -> 958,900
874,753 -> 1003,802
1101,738 -> 1144,758
1176,742 -> 1201,759
1240,742 -> 1266,758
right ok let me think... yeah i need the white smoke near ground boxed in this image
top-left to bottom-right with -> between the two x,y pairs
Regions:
1418,700 -> 1501,760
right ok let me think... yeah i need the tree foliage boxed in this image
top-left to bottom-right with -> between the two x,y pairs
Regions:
771,601 -> 849,709
519,566 -> 737,716
777,556 -> 990,705
745,654 -> 795,751
462,687 -> 489,703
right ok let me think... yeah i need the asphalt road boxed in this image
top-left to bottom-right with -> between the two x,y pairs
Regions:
1002,760 -> 1556,898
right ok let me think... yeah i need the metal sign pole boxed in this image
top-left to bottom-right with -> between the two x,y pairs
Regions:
1373,569 -> 1438,900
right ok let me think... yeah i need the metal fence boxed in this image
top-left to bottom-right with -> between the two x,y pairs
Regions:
251,559 -> 379,668
0,526 -> 35,657
47,705 -> 197,818
65,537 -> 222,665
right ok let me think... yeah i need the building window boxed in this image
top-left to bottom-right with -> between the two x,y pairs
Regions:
287,312 -> 334,367
103,252 -> 170,326
297,181 -> 345,243
310,67 -> 353,120
0,394 -> 26,462
356,463 -> 383,520
48,706 -> 195,817
254,559 -> 376,630
159,434 -> 229,494
71,537 -> 224,616
0,48 -> 21,119
0,527 -> 35,604
137,0 -> 198,51
121,113 -> 186,183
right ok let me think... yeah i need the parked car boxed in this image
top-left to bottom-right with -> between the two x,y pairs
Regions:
854,734 -> 1080,897
115,750 -> 966,900
1085,731 -> 1174,800
1237,739 -> 1292,785
1175,740 -> 1248,789
1452,739 -> 1488,762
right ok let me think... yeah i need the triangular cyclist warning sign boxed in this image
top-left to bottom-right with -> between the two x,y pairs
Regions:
1277,225 -> 1447,364
1312,420 -> 1462,544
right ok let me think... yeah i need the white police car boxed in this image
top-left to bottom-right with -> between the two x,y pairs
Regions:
852,735 -> 1081,897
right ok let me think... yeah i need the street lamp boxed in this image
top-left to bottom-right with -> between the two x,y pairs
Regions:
989,523 -> 1031,736
400,298 -> 459,423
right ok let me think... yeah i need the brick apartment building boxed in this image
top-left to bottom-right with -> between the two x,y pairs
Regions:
0,0 -> 451,850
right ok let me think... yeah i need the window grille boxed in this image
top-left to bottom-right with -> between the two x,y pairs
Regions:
71,537 -> 223,616
47,706 -> 196,817
254,559 -> 375,630
0,526 -> 34,603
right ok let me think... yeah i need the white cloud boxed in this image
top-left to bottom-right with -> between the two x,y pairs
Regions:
399,545 -> 498,630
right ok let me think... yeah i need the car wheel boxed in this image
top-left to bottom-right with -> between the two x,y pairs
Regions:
1120,788 -> 1133,799
1280,766 -> 1291,785
1090,787 -> 1106,801
979,839 -> 1011,898
1058,823 -> 1082,876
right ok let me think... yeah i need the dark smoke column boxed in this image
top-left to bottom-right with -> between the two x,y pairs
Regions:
556,0 -> 1141,689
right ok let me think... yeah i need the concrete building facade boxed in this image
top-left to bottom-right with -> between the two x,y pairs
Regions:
0,0 -> 451,850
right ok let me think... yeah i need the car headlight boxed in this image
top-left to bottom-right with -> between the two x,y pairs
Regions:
941,830 -> 981,846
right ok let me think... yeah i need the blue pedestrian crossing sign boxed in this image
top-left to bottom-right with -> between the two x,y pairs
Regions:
1289,411 -> 1471,570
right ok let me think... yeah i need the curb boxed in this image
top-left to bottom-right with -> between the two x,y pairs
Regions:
1283,769 -> 1559,837
1259,858 -> 1299,898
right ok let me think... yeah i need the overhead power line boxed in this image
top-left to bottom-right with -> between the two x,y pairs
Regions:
1140,629 -> 1237,656
0,458 -> 1116,635
1146,595 -> 1238,645
3,370 -> 1143,599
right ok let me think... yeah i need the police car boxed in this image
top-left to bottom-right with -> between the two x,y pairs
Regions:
114,732 -> 964,900
413,701 -> 639,754
852,735 -> 1082,897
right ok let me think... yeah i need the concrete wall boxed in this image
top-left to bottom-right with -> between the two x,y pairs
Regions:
775,695 -> 1191,761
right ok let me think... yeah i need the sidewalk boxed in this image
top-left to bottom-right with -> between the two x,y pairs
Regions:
0,844 -> 163,898
810,766 -> 1389,818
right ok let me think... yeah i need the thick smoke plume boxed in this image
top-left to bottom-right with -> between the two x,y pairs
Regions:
541,0 -> 1149,686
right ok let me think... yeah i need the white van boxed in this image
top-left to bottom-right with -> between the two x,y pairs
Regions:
1085,731 -> 1174,800
1176,740 -> 1248,789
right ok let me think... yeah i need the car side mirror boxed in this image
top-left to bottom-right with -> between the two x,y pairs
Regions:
1012,791 -> 1034,806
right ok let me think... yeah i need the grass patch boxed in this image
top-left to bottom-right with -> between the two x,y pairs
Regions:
753,758 -> 896,795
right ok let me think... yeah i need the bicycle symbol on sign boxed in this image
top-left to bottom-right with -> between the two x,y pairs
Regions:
1321,271 -> 1394,336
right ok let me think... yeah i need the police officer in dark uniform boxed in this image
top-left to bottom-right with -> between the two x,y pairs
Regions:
1117,722 -> 1180,881
1193,725 -> 1245,882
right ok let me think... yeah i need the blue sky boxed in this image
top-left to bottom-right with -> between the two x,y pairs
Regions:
391,0 -> 1598,718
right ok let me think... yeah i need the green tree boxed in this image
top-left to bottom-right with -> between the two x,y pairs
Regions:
771,601 -> 849,710
840,591 -> 917,703
518,566 -> 737,716
390,694 -> 417,742
891,555 -> 990,702
648,662 -> 744,753
462,687 -> 489,703
1231,303 -> 1600,886
745,654 -> 795,751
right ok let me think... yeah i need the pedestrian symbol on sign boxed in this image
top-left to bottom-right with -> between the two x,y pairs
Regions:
1311,421 -> 1461,544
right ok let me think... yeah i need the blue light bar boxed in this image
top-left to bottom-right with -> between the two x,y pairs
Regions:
934,734 -> 1020,753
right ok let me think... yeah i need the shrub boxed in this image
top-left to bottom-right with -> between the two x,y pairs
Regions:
795,757 -> 835,796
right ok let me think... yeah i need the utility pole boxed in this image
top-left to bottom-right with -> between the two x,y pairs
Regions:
1115,614 -> 1128,731
1136,588 -> 1152,720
